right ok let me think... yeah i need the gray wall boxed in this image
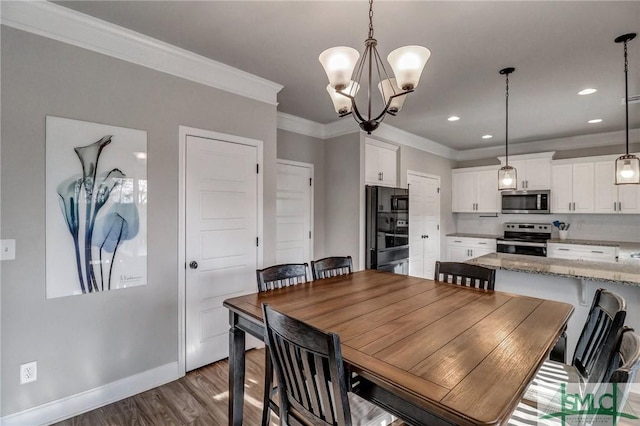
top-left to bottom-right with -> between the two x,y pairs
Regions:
324,133 -> 363,270
1,27 -> 277,415
277,129 -> 326,259
399,146 -> 457,261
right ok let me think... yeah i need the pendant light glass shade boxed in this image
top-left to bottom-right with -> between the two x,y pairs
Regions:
498,165 -> 517,190
378,78 -> 407,113
614,33 -> 639,185
616,155 -> 640,184
326,81 -> 360,114
319,47 -> 360,90
387,46 -> 431,90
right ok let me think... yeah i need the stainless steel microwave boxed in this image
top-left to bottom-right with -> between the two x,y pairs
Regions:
501,190 -> 550,214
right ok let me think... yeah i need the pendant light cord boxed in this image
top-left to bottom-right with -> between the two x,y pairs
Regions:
624,39 -> 629,155
505,72 -> 510,166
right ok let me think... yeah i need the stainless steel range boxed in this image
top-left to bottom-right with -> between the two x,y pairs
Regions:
496,222 -> 552,257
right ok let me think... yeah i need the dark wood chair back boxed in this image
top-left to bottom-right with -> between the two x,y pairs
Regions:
262,304 -> 352,426
256,263 -> 310,292
311,256 -> 353,280
573,289 -> 626,383
434,261 -> 496,290
604,327 -> 640,384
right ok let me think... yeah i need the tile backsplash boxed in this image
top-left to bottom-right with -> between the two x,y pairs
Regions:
454,213 -> 640,242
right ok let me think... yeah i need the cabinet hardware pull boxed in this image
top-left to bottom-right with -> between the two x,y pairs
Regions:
558,248 -> 570,251
572,202 -> 576,211
614,202 -> 617,211
569,202 -> 571,211
454,240 -> 462,243
591,251 -> 604,254
619,201 -> 622,211
479,242 -> 487,245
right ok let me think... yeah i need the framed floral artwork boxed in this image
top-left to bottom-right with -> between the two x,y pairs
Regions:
46,116 -> 147,298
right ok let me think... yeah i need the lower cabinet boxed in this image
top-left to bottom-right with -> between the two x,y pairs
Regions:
547,243 -> 617,263
447,237 -> 497,262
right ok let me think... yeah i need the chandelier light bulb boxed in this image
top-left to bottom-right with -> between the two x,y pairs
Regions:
387,46 -> 431,90
319,47 -> 359,90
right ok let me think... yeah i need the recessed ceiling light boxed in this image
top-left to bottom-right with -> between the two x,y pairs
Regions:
588,118 -> 603,124
578,88 -> 597,95
482,134 -> 493,139
448,116 -> 460,122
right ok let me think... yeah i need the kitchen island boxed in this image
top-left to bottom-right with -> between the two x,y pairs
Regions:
467,252 -> 640,360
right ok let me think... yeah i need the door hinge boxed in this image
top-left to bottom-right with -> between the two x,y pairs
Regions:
309,231 -> 312,239
256,163 -> 259,174
256,237 -> 259,247
437,187 -> 440,193
309,177 -> 312,186
437,224 -> 440,230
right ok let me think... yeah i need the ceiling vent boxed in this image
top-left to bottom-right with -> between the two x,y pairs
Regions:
622,95 -> 640,104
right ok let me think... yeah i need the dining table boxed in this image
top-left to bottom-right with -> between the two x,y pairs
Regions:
223,269 -> 573,425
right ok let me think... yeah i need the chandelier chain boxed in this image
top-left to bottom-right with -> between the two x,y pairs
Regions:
368,0 -> 374,39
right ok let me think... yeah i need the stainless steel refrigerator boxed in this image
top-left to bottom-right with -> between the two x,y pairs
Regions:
366,185 -> 409,274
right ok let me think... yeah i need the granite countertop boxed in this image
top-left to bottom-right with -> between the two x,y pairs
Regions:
467,253 -> 640,286
446,233 -> 501,239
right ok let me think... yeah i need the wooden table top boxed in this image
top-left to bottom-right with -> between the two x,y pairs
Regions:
223,270 -> 574,425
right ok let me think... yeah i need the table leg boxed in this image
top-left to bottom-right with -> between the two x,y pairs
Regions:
229,312 -> 246,426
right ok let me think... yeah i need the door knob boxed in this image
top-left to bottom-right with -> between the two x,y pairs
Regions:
189,261 -> 198,269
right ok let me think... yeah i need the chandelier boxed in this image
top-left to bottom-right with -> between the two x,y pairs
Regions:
319,0 -> 430,134
614,33 -> 639,185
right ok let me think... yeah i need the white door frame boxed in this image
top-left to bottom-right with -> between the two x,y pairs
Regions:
276,159 -> 314,263
407,170 -> 441,272
178,125 -> 264,374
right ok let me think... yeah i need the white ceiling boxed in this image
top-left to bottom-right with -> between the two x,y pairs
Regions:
56,1 -> 640,152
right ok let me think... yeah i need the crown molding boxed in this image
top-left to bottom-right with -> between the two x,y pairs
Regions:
455,128 -> 640,162
373,123 -> 455,160
324,118 -> 361,140
277,113 -> 326,139
1,1 -> 283,105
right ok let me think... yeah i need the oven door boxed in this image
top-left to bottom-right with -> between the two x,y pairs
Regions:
497,240 -> 547,257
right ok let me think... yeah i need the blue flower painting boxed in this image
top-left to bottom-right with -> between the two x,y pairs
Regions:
46,117 -> 147,298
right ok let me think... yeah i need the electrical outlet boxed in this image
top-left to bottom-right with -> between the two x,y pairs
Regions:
20,361 -> 37,384
1,239 -> 16,261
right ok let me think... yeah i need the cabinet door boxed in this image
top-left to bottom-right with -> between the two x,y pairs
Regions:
475,170 -> 500,213
551,164 -> 573,213
508,160 -> 526,190
365,144 -> 382,185
448,246 -> 470,262
452,172 -> 476,212
524,158 -> 551,190
594,162 -> 617,213
378,145 -> 398,187
618,185 -> 640,213
572,163 -> 594,213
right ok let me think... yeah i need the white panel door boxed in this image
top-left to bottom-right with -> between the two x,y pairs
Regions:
185,135 -> 258,371
408,173 -> 440,279
276,161 -> 312,264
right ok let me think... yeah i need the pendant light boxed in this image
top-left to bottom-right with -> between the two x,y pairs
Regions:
319,0 -> 430,134
614,33 -> 639,185
498,67 -> 518,191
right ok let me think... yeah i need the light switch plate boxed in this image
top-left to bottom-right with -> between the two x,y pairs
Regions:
1,239 -> 16,260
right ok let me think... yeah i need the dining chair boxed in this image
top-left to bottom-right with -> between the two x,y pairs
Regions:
256,263 -> 311,426
311,256 -> 353,280
256,263 -> 310,292
262,304 -> 395,426
434,261 -> 496,290
508,327 -> 640,425
522,288 -> 627,405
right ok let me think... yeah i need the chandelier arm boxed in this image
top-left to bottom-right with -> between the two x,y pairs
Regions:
371,90 -> 414,122
372,46 -> 398,96
337,89 -> 368,123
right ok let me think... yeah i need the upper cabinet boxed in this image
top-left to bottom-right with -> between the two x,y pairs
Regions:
365,138 -> 398,187
594,161 -> 640,214
551,162 -> 594,213
452,166 -> 500,213
498,152 -> 554,190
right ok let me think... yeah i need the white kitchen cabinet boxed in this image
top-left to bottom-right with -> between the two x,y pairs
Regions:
547,243 -> 617,263
551,162 -> 594,213
447,237 -> 497,262
365,139 -> 398,187
594,161 -> 640,214
452,167 -> 500,213
498,152 -> 554,190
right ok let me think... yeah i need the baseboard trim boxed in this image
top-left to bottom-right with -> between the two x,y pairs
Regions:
0,361 -> 181,426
